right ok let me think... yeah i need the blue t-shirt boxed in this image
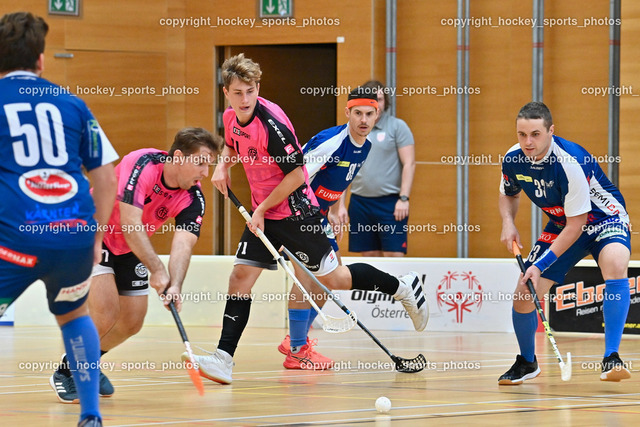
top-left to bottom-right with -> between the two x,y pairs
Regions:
500,135 -> 628,227
303,124 -> 371,215
0,71 -> 118,249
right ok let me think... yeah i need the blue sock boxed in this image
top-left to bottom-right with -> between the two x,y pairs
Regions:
61,315 -> 101,421
307,309 -> 319,332
289,309 -> 311,348
603,278 -> 630,357
512,309 -> 538,363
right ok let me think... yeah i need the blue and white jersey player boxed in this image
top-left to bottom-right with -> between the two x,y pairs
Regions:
498,101 -> 631,385
0,11 -> 118,426
303,117 -> 372,251
278,86 -> 381,370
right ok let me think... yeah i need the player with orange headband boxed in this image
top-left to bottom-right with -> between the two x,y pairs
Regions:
276,87 -> 388,369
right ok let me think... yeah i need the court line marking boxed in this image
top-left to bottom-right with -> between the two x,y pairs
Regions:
103,399 -> 640,426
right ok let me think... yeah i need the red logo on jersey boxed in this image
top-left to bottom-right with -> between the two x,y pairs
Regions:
539,232 -> 559,243
156,206 -> 169,221
542,206 -> 565,217
316,186 -> 342,201
19,169 -> 78,204
284,144 -> 295,155
0,245 -> 37,267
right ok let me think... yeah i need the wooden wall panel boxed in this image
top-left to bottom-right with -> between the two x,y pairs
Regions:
466,1 -> 535,258
620,2 -> 640,257
65,51 -> 172,252
63,0 -> 166,52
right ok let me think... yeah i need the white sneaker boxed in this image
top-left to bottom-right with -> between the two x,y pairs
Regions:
394,271 -> 429,331
182,349 -> 233,385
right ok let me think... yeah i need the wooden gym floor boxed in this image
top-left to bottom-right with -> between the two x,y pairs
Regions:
1,325 -> 639,426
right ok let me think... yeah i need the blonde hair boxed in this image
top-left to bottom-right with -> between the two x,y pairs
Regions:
221,53 -> 262,89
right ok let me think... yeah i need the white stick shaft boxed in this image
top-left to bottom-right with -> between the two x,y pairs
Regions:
236,206 -> 328,321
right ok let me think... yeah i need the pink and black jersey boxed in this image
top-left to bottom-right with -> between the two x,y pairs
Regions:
104,148 -> 205,255
223,97 -> 318,220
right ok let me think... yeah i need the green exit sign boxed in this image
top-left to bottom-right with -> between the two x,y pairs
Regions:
260,0 -> 293,18
49,0 -> 80,16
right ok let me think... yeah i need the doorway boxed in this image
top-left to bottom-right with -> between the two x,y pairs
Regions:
214,44 -> 337,254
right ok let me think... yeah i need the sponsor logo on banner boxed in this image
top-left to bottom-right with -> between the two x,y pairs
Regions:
436,271 -> 484,323
0,298 -> 15,325
19,168 -> 78,204
0,299 -> 11,316
549,266 -> 640,334
317,259 -> 518,332
55,281 -> 90,302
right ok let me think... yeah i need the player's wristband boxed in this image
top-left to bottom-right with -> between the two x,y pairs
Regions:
533,249 -> 558,273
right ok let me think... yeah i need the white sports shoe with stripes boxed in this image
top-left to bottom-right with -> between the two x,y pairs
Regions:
183,349 -> 234,385
394,271 -> 429,331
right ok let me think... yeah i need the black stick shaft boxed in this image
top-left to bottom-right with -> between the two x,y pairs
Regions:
515,254 -> 547,321
168,301 -> 189,343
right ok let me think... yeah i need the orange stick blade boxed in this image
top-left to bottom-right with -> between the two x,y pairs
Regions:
186,361 -> 205,396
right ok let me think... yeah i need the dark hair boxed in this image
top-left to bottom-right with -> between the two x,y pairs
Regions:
168,127 -> 223,157
0,12 -> 49,72
361,80 -> 390,111
348,86 -> 378,102
517,101 -> 553,130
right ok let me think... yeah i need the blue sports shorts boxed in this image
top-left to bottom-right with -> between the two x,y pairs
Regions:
348,194 -> 408,253
0,243 -> 94,316
524,217 -> 631,284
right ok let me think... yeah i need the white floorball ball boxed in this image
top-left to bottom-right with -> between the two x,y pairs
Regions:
375,396 -> 392,413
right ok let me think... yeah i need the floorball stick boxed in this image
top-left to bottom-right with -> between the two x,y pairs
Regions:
168,300 -> 205,395
280,245 -> 427,373
512,241 -> 571,381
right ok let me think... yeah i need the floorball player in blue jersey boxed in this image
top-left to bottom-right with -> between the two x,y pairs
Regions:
0,12 -> 118,427
498,101 -> 631,384
278,87 -> 426,370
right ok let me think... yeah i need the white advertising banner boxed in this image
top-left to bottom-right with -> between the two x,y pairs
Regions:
0,302 -> 15,326
318,257 -> 521,333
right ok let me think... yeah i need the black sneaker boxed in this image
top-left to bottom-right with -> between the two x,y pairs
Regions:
600,352 -> 631,382
498,355 -> 541,385
50,371 -> 78,404
99,371 -> 114,397
78,415 -> 102,427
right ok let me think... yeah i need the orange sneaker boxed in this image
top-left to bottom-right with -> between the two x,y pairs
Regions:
278,335 -> 291,355
283,338 -> 333,370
